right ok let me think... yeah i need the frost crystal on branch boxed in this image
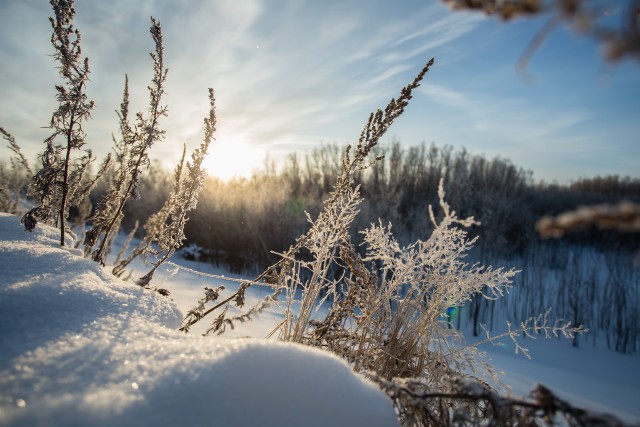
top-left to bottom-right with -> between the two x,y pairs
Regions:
133,89 -> 216,287
85,17 -> 168,264
22,0 -> 105,244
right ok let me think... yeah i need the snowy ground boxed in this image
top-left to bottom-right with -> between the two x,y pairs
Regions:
0,213 -> 398,427
1,212 -> 639,426
145,241 -> 640,425
484,339 -> 640,423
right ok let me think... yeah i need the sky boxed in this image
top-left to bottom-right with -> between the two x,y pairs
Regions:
0,0 -> 638,182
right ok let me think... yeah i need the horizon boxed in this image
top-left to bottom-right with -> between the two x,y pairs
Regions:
1,0 -> 639,183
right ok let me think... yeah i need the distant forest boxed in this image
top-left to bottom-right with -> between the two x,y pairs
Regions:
104,141 -> 640,272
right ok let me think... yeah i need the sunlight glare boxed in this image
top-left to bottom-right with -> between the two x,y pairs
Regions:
203,134 -> 267,181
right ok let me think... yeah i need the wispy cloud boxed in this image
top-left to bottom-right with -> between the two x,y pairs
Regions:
420,83 -> 623,180
1,0 -> 638,182
1,0 -> 482,167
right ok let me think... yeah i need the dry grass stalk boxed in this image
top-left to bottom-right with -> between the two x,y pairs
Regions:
135,89 -> 216,287
86,18 -> 169,264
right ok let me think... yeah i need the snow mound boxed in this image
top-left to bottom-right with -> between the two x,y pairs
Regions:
0,213 -> 398,427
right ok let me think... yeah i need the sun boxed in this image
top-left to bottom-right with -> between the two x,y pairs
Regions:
203,133 -> 267,181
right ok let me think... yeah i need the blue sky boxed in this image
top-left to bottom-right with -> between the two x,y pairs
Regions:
1,0 -> 638,182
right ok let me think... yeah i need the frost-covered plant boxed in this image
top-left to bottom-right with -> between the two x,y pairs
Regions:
83,76 -> 135,261
0,126 -> 32,213
182,285 -> 225,333
21,0 -> 102,246
133,89 -> 216,287
85,18 -> 168,264
68,152 -> 111,245
180,58 -> 436,336
276,177 -> 584,387
266,142 -> 586,393
179,268 -> 283,335
111,146 -> 186,277
292,180 -> 519,382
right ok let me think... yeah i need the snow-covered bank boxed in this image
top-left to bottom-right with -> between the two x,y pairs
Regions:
482,337 -> 640,423
135,231 -> 640,424
0,213 -> 398,427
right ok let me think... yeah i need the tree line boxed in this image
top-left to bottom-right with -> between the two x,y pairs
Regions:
101,141 -> 638,272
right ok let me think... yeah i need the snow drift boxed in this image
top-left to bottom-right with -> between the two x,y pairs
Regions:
0,213 -> 398,427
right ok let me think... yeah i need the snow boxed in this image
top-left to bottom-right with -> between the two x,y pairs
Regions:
0,213 -> 399,427
2,212 -> 640,426
480,336 -> 640,423
153,253 -> 640,424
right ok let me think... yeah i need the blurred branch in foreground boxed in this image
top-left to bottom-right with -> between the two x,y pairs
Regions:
443,0 -> 640,70
536,201 -> 640,238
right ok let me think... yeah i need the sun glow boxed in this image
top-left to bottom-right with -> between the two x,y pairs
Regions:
203,134 -> 267,181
